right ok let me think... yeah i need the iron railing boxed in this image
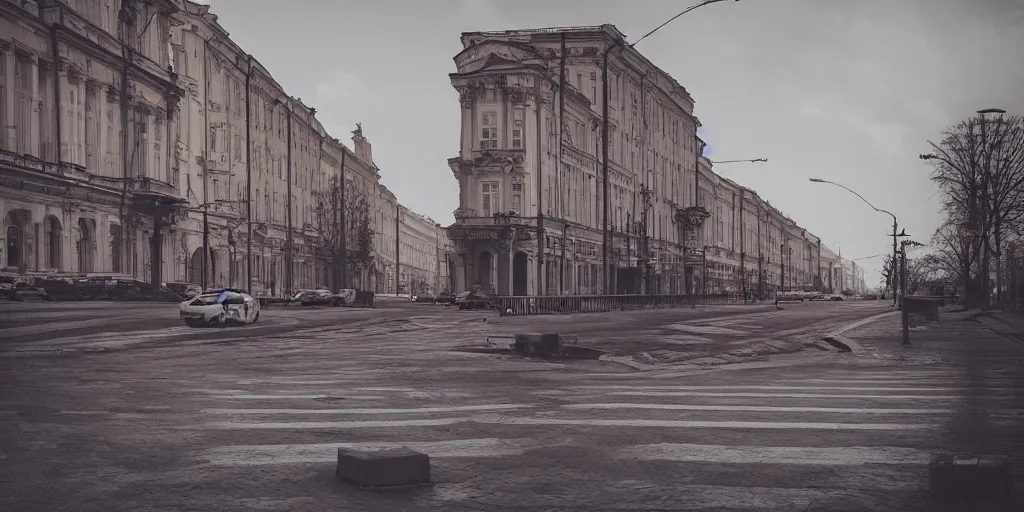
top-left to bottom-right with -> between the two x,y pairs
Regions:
492,293 -> 746,316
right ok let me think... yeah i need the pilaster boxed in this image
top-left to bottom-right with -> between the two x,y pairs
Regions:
57,59 -> 70,162
28,55 -> 40,159
3,44 -> 15,151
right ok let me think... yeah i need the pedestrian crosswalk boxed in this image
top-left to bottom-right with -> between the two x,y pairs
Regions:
167,358 -> 1024,511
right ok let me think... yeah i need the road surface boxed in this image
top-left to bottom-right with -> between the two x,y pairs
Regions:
1,300 -> 1021,511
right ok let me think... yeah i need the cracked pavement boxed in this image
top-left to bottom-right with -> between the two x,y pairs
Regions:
1,300 -> 1022,511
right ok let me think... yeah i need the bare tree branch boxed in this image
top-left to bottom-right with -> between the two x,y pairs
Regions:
312,178 -> 375,290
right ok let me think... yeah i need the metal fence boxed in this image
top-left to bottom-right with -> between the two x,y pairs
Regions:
492,293 -> 747,316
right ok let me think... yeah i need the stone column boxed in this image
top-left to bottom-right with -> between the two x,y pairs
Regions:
96,215 -> 109,272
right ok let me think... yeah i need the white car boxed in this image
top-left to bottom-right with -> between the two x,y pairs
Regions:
179,288 -> 260,327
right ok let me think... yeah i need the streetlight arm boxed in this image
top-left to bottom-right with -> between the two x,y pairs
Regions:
711,158 -> 767,164
631,0 -> 736,47
810,178 -> 895,224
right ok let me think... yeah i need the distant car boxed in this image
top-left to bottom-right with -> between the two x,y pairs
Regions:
435,291 -> 457,304
292,289 -> 348,307
776,291 -> 805,302
180,288 -> 260,327
828,294 -> 844,301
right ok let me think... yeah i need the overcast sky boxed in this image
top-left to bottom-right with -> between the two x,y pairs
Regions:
198,0 -> 1023,286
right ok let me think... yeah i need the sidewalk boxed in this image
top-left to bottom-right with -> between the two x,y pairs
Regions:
977,310 -> 1024,346
840,310 -> 1024,501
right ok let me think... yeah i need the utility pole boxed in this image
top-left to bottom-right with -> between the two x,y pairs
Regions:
757,204 -> 763,300
244,55 -> 253,293
560,223 -> 568,295
339,144 -> 347,290
201,205 -> 209,290
779,243 -> 785,291
284,102 -> 293,296
395,208 -> 400,296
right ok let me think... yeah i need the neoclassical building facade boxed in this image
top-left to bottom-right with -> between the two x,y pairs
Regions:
2,0 -> 443,296
2,0 -> 184,284
446,25 -> 844,297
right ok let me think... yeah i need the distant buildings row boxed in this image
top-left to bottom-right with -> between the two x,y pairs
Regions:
445,25 -> 867,297
0,0 -> 448,296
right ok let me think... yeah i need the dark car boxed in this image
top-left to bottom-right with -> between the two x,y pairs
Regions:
0,280 -> 50,302
455,290 -> 496,310
435,291 -> 456,304
291,289 -> 346,307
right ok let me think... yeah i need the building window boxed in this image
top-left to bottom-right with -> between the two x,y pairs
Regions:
512,108 -> 523,149
511,183 -> 523,214
481,181 -> 499,217
481,111 -> 498,149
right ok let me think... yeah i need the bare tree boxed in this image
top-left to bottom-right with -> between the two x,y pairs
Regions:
880,254 -> 895,298
313,178 -> 375,292
931,217 -> 982,306
343,182 -> 375,288
923,114 -> 1024,306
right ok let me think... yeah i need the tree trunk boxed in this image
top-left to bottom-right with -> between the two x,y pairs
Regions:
995,221 -> 1002,306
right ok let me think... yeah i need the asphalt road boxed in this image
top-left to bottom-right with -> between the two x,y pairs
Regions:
1,300 -> 1021,511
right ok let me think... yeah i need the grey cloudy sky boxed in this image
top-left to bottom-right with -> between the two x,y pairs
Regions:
199,0 -> 1023,286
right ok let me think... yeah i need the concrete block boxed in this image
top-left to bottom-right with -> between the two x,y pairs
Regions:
336,447 -> 431,488
929,454 -> 1013,500
513,333 -> 561,356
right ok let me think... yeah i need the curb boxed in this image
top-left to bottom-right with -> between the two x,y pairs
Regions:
974,315 -> 1024,349
817,310 -> 900,354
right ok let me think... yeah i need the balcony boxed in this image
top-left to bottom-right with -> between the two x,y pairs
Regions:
448,148 -> 527,177
449,212 -> 537,245
130,177 -> 180,200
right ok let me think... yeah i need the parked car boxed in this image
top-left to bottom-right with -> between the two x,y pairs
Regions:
0,279 -> 50,302
455,289 -> 496,310
435,291 -> 457,305
776,291 -> 805,302
291,289 -> 350,307
180,288 -> 260,327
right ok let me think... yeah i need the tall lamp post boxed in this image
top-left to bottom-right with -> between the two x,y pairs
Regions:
809,178 -> 900,307
901,239 -> 925,345
638,183 -> 655,294
708,157 -> 767,300
600,0 -> 737,294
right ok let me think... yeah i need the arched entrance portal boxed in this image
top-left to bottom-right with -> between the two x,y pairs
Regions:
512,251 -> 528,296
4,209 -> 29,270
44,215 -> 62,270
77,218 -> 96,273
189,247 -> 215,287
477,251 -> 492,291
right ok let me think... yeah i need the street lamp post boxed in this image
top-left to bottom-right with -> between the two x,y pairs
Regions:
707,158 -> 767,300
600,0 -> 737,295
900,239 -> 925,345
809,178 -> 900,307
638,184 -> 655,294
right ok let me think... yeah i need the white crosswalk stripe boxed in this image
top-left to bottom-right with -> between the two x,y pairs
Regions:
167,360 -> 1022,509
